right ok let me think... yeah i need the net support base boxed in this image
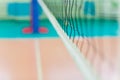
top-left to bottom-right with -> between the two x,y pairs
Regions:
22,27 -> 48,34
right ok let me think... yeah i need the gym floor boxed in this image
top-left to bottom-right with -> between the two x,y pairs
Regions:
0,19 -> 120,80
0,19 -> 83,80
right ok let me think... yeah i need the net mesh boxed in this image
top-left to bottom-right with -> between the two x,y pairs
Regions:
39,0 -> 120,80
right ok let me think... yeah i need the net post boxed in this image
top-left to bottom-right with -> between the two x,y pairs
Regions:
22,0 -> 48,34
32,0 -> 39,33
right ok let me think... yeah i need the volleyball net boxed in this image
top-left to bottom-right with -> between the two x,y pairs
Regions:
39,0 -> 120,80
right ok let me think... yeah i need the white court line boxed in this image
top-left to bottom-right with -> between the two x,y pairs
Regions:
34,39 -> 43,80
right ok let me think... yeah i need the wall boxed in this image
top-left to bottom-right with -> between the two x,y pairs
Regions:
0,0 -> 46,20
0,0 -> 119,20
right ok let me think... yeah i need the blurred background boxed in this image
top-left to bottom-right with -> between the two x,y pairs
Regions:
0,0 -> 120,80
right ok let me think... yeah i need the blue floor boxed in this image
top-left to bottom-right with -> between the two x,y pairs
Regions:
0,19 -> 119,38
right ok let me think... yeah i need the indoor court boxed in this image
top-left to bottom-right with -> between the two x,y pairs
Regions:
0,0 -> 120,80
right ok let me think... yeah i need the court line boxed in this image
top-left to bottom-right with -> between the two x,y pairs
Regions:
0,36 -> 119,40
34,39 -> 43,80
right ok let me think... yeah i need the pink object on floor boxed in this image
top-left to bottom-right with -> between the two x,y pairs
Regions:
22,27 -> 48,34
